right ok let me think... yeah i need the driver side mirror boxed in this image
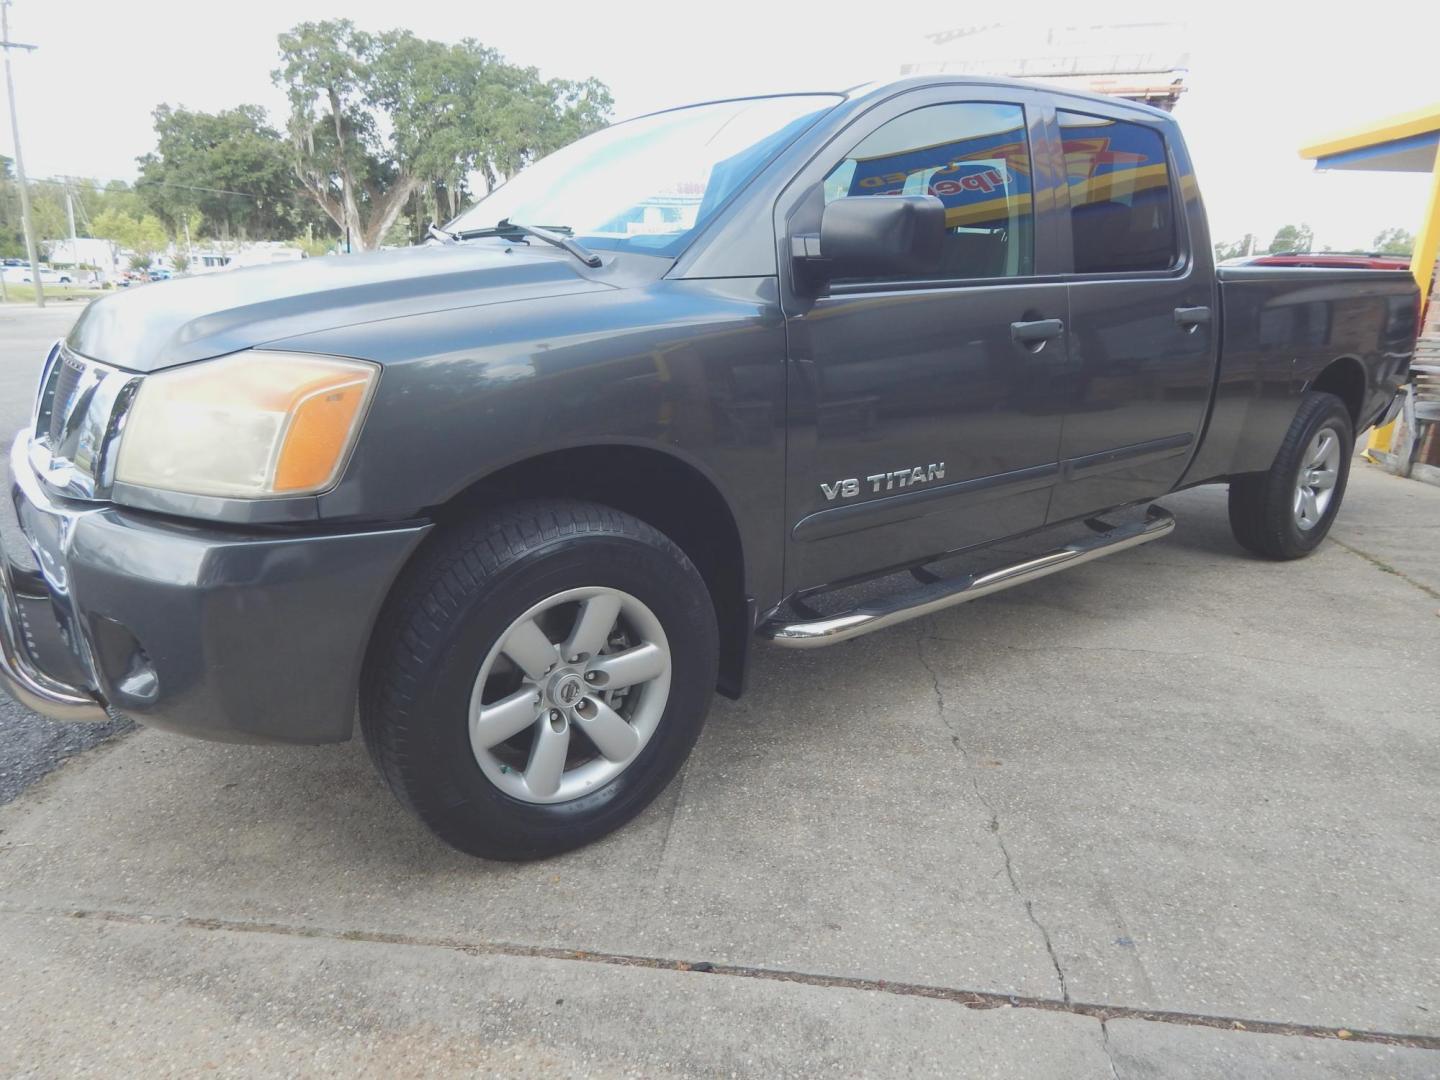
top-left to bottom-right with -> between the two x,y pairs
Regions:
793,195 -> 946,283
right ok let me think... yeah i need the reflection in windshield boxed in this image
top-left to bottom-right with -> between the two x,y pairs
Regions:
450,95 -> 840,258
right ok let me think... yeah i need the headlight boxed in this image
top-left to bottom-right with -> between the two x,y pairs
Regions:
114,351 -> 378,499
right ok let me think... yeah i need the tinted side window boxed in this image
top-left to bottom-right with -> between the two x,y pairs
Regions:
823,102 -> 1034,282
1059,110 -> 1178,273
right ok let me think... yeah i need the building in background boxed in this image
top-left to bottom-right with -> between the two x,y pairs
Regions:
1301,103 -> 1440,481
221,241 -> 305,270
900,22 -> 1189,111
186,250 -> 232,275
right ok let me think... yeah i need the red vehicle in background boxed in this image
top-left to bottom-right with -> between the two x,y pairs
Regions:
1225,252 -> 1434,325
1223,251 -> 1411,270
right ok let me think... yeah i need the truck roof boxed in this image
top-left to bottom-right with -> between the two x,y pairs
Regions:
842,74 -> 1175,118
626,74 -> 1176,127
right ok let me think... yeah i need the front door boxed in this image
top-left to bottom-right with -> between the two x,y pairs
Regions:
1046,105 -> 1219,522
779,89 -> 1071,593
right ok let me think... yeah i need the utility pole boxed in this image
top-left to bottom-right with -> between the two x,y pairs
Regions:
1,0 -> 42,307
63,177 -> 77,292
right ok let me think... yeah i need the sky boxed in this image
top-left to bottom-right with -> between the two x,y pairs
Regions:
4,0 -> 1439,252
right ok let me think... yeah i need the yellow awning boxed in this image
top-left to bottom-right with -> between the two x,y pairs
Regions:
1300,103 -> 1440,172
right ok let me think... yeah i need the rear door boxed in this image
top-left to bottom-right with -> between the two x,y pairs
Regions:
777,87 -> 1073,593
1047,103 -> 1218,522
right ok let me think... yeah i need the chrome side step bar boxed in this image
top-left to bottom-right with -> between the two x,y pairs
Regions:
760,505 -> 1175,649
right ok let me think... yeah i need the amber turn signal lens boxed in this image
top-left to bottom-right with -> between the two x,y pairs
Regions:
274,376 -> 372,492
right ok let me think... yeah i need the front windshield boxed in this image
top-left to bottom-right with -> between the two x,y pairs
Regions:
450,95 -> 840,257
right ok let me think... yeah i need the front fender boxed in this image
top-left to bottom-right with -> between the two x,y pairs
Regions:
273,276 -> 790,607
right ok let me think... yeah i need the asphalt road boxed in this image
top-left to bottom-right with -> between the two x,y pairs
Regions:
1,297 -> 1438,1075
0,303 -> 132,804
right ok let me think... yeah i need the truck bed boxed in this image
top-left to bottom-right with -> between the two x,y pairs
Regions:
1181,267 -> 1419,486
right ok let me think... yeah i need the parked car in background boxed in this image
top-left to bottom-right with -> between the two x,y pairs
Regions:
1,266 -> 74,285
147,268 -> 173,282
2,76 -> 1421,861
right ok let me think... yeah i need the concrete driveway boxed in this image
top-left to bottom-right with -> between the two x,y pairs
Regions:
2,304 -> 1439,1077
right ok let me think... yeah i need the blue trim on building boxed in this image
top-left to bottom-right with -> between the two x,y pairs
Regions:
1316,130 -> 1439,171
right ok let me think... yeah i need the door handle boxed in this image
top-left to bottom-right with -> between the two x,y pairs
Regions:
1010,318 -> 1065,351
1174,306 -> 1212,331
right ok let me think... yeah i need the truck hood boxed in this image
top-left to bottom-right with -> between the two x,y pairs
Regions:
67,243 -> 613,372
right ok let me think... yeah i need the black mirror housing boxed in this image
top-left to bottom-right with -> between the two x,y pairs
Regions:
801,195 -> 946,280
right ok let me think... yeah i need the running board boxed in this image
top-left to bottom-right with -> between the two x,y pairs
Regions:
759,505 -> 1175,649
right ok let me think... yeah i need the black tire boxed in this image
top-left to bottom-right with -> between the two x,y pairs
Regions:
361,499 -> 718,860
1227,391 -> 1353,560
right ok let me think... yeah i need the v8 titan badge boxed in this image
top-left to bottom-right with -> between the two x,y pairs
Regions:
821,463 -> 945,501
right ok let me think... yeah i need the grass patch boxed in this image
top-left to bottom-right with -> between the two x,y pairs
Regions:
0,283 -> 108,304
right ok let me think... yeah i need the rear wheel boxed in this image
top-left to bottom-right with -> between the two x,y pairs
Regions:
1228,391 -> 1353,560
361,499 -> 717,860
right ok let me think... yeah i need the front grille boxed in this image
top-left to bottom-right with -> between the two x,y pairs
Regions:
31,343 -> 64,441
43,347 -> 85,446
27,343 -> 140,501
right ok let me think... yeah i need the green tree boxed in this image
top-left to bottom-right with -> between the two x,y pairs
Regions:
1269,223 -> 1314,254
177,209 -> 204,250
1214,238 -> 1248,262
273,20 -> 611,250
293,228 -> 336,257
88,180 -> 145,221
91,208 -> 169,260
0,155 -> 21,258
0,173 -> 139,258
133,214 -> 169,257
136,104 -> 315,241
26,182 -> 68,243
1373,227 -> 1414,255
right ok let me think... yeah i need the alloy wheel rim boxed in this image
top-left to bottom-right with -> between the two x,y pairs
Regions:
468,587 -> 671,804
1293,426 -> 1341,531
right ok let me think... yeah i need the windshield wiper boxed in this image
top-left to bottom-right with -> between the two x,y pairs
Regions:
443,219 -> 602,268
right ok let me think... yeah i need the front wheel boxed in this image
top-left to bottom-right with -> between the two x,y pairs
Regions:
1228,391 -> 1353,560
361,499 -> 718,860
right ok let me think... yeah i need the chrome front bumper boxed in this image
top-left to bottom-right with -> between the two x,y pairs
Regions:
0,539 -> 108,721
2,430 -> 432,744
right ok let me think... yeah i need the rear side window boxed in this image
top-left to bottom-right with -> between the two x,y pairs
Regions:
823,102 -> 1034,282
1059,111 -> 1178,274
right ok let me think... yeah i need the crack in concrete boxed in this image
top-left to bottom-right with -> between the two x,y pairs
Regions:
1026,898 -> 1071,1005
1100,1019 -> 1123,1080
1330,538 -> 1440,601
3,903 -> 1436,1051
916,633 -> 1070,1004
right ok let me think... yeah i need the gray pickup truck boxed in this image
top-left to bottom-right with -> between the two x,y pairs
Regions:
2,77 -> 1419,859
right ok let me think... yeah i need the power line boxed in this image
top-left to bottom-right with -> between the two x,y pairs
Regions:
133,179 -> 265,200
70,183 -> 92,232
26,174 -> 267,201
